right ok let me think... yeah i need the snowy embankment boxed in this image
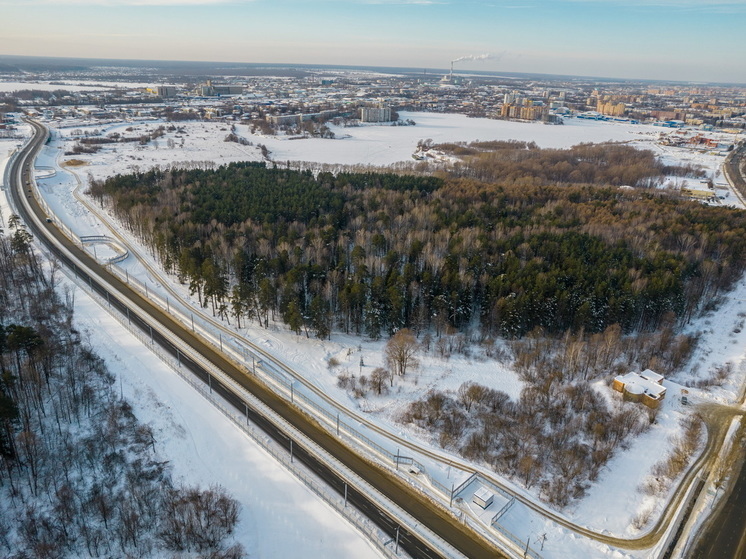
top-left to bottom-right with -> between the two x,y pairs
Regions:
69,287 -> 387,559
12,113 -> 746,558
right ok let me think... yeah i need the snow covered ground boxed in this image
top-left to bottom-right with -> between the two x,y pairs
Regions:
0,81 -> 129,93
246,111 -> 738,170
0,149 -> 388,559
5,112 -> 746,557
0,80 -> 174,93
69,287 -> 386,559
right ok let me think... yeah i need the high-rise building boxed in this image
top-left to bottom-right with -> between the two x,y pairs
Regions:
360,104 -> 392,123
157,86 -> 177,98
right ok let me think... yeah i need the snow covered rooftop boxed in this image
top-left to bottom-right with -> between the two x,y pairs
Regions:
614,371 -> 666,400
640,369 -> 664,384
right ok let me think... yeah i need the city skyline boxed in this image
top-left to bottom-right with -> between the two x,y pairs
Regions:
1,0 -> 745,84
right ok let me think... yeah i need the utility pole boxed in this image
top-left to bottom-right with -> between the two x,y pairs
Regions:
539,533 -> 547,551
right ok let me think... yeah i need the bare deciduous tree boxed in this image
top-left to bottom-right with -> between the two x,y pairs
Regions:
385,328 -> 419,377
369,367 -> 391,393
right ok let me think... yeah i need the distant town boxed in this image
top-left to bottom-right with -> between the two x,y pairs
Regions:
1,61 -> 744,141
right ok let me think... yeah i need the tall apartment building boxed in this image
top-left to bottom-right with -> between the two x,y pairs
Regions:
360,105 -> 392,123
157,86 -> 177,98
199,80 -> 243,96
597,101 -> 626,117
500,103 -> 547,121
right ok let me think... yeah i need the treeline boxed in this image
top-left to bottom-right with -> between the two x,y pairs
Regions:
88,152 -> 746,339
435,140 -> 706,187
0,226 -> 244,558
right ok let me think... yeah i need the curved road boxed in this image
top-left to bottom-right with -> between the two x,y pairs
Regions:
723,141 -> 746,205
8,121 -> 505,559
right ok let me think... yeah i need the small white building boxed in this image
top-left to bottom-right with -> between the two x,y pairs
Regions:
472,486 -> 494,509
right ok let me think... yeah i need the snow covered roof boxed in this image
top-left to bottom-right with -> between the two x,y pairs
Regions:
615,371 -> 666,400
474,486 -> 494,502
640,369 -> 664,384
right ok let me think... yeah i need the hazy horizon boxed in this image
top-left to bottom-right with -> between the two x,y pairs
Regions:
2,54 -> 745,88
2,0 -> 745,84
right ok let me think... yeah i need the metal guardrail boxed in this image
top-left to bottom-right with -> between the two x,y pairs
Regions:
492,497 -> 515,525
79,234 -> 130,264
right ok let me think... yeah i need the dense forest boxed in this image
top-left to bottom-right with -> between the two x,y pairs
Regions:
0,226 -> 244,558
88,143 -> 746,341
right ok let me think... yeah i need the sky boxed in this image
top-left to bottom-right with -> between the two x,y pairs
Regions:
1,0 -> 745,84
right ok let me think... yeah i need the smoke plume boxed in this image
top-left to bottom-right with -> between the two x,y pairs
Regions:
451,53 -> 501,64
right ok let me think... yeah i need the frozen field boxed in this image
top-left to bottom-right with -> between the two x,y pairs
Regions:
254,111 -> 666,166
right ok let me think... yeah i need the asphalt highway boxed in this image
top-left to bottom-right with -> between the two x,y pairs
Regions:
689,144 -> 746,559
691,143 -> 746,559
690,449 -> 746,559
7,120 -> 505,559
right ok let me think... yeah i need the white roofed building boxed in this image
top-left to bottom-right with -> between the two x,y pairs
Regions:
612,370 -> 666,409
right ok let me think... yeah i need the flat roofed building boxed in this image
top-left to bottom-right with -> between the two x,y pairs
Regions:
640,369 -> 664,384
612,370 -> 666,409
472,486 -> 494,509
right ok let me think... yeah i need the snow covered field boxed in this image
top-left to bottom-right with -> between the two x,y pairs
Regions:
0,81 -> 129,93
256,112 -> 660,166
5,112 -> 746,557
47,111 -> 740,202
